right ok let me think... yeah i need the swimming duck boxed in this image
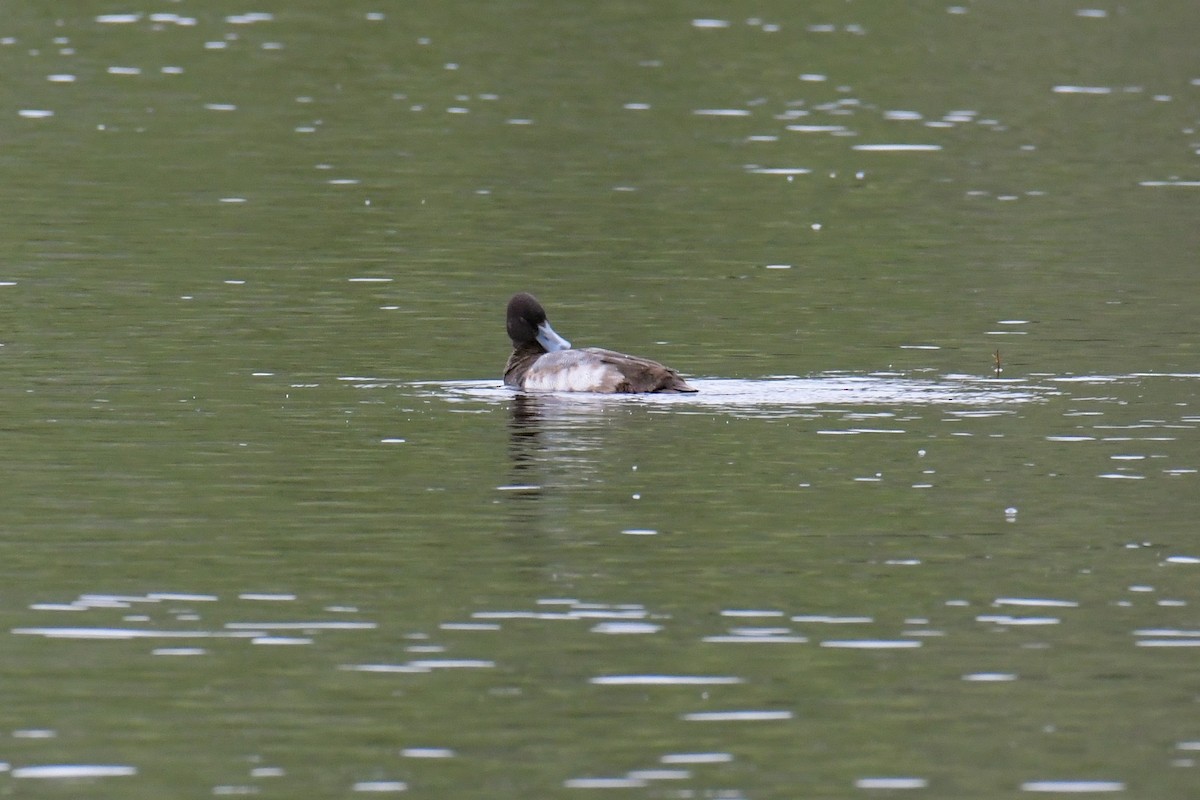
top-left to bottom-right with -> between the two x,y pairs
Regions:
503,292 -> 697,393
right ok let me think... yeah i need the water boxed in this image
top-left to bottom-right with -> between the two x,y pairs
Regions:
2,3 -> 1199,798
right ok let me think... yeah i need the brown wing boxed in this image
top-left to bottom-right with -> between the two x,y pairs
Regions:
582,348 -> 697,393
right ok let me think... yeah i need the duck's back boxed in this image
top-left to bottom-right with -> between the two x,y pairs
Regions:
584,348 -> 696,393
523,348 -> 695,393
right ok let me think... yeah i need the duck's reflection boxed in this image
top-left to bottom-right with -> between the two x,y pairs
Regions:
507,394 -> 550,477
504,393 -> 611,526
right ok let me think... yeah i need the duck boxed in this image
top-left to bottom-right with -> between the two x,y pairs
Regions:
503,292 -> 697,393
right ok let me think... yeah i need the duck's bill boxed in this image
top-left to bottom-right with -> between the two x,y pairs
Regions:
536,320 -> 571,352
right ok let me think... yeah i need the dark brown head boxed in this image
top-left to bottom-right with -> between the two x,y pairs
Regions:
506,292 -> 571,352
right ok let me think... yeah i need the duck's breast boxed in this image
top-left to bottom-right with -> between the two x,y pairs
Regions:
522,350 -> 624,392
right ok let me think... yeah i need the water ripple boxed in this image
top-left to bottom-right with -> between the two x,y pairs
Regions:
383,374 -> 1052,418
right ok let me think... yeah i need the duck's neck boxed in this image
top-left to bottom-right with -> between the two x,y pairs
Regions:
504,343 -> 545,386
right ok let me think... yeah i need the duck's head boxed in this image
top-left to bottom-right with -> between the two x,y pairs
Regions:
507,292 -> 571,352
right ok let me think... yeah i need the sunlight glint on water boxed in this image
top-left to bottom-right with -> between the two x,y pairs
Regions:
2,2 -> 1199,797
